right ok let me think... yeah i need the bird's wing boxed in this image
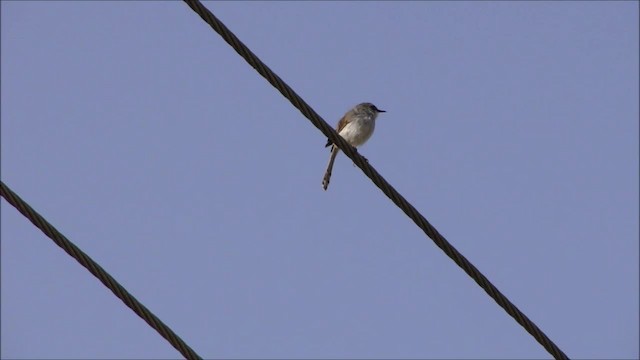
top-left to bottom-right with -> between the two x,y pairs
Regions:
335,112 -> 351,133
325,112 -> 352,148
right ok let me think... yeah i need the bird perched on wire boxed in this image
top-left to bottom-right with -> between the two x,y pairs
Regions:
322,102 -> 386,190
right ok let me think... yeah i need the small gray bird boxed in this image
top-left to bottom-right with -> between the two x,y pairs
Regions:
322,102 -> 385,190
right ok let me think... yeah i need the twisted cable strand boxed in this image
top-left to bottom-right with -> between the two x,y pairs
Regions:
1,181 -> 202,360
182,1 -> 569,358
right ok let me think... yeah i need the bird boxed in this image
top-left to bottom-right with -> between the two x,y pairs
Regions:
322,102 -> 385,190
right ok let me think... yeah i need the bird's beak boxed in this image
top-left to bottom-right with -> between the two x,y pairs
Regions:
378,109 -> 386,113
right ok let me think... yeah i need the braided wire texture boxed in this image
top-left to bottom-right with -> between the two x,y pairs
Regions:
1,181 -> 202,360
182,1 -> 569,359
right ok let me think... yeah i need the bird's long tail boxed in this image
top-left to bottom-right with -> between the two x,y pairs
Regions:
322,146 -> 340,191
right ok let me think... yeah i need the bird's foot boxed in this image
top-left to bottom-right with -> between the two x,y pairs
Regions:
352,155 -> 368,167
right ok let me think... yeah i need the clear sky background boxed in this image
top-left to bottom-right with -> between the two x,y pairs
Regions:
1,2 -> 638,359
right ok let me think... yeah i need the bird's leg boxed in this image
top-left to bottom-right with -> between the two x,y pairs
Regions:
351,148 -> 368,166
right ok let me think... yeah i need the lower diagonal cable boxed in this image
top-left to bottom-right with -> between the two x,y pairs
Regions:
1,181 -> 202,360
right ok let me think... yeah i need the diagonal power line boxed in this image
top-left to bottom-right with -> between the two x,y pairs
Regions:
0,181 -> 202,360
181,1 -> 569,359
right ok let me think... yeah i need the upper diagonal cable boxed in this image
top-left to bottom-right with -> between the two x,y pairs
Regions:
181,1 -> 569,359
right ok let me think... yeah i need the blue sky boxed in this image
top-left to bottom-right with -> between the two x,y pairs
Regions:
2,1 -> 638,359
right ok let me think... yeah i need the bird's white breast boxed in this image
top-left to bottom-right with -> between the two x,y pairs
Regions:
339,116 -> 375,147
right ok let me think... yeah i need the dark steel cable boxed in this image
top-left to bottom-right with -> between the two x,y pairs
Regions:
181,1 -> 569,358
1,181 -> 202,360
